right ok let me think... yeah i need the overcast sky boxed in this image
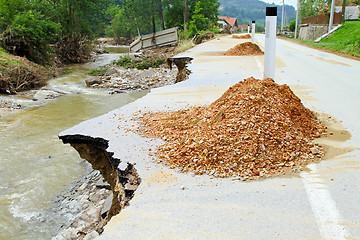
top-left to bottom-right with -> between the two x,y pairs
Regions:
261,0 -> 298,8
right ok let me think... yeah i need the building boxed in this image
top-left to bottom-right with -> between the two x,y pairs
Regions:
218,16 -> 239,33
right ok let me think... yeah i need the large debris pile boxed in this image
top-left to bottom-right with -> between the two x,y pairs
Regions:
232,34 -> 251,39
221,42 -> 264,56
138,77 -> 326,180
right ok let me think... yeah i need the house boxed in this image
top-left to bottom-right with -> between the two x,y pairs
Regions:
218,15 -> 238,33
238,24 -> 251,33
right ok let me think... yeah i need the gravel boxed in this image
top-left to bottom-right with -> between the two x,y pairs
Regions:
137,77 -> 327,180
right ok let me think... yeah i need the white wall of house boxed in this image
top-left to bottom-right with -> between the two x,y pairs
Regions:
335,6 -> 360,20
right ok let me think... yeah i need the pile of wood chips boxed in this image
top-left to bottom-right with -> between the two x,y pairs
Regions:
221,42 -> 264,56
138,77 -> 326,180
233,34 -> 251,39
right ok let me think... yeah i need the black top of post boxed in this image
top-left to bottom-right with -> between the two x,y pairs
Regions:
266,7 -> 277,16
252,20 -> 255,23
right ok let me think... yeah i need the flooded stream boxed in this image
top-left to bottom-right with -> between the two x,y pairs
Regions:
0,48 -> 148,240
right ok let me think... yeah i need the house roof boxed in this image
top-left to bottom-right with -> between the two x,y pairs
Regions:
238,24 -> 250,29
219,16 -> 238,27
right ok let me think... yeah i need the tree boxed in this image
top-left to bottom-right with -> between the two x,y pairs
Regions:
111,6 -> 137,39
164,0 -> 219,31
0,0 -> 29,31
164,0 -> 185,29
184,0 -> 189,30
299,0 -> 331,19
0,10 -> 60,65
188,1 -> 209,36
157,0 -> 165,30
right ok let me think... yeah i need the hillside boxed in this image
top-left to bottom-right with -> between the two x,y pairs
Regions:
219,0 -> 296,27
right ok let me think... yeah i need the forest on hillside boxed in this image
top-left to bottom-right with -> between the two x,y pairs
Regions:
219,0 -> 296,27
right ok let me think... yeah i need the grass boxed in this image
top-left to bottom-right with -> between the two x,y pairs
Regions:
113,55 -> 166,70
87,67 -> 108,76
299,21 -> 360,57
175,39 -> 195,54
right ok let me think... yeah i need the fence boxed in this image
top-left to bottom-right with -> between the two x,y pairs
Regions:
301,12 -> 342,25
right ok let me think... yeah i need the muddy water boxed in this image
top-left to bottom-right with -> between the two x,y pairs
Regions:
0,49 -> 147,240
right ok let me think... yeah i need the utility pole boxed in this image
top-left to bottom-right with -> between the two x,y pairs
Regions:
295,0 -> 299,39
329,0 -> 336,32
281,0 -> 285,32
341,0 -> 347,22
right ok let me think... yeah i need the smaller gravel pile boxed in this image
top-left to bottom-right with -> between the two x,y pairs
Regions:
221,42 -> 264,56
138,77 -> 326,180
232,34 -> 251,39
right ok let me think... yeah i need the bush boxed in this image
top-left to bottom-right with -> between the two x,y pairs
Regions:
289,20 -> 296,32
0,10 -> 60,66
87,67 -> 108,76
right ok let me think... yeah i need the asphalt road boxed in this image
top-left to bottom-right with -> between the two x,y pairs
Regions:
61,34 -> 360,239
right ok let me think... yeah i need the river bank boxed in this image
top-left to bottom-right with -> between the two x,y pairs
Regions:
0,44 -> 162,240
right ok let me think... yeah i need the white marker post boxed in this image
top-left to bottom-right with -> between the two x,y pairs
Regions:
251,21 -> 256,43
264,7 -> 277,80
247,25 -> 250,34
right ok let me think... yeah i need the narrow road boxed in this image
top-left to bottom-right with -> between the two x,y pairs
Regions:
61,34 -> 360,239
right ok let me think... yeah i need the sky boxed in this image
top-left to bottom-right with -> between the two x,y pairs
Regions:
261,0 -> 298,8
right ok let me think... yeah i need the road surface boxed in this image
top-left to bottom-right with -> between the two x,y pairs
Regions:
61,34 -> 360,239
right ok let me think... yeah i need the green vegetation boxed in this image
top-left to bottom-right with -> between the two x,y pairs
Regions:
300,22 -> 360,57
0,0 -> 114,65
289,20 -> 296,32
87,68 -> 109,76
114,55 -> 166,70
107,0 -> 220,40
0,0 -> 222,66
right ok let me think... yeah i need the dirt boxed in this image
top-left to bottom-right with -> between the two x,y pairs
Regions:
221,42 -> 264,56
232,34 -> 251,39
137,77 -> 327,180
0,51 -> 52,94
